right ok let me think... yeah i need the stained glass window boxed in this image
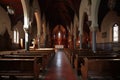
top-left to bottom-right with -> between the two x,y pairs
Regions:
13,30 -> 16,43
113,24 -> 119,42
13,29 -> 19,43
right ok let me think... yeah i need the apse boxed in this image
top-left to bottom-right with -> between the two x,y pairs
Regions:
52,25 -> 67,47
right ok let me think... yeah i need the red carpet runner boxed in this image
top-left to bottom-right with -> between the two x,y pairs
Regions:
44,50 -> 78,80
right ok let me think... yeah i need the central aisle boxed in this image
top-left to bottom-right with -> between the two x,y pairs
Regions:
44,50 -> 78,80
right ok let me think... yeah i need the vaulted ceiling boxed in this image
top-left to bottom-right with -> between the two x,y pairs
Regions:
98,0 -> 120,30
0,0 -> 119,30
0,0 -> 81,28
0,0 -> 23,26
39,0 -> 81,27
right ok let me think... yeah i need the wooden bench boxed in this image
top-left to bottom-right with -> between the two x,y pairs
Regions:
64,49 -> 92,68
1,49 -> 55,70
64,48 -> 74,64
19,49 -> 55,70
73,50 -> 120,80
0,48 -> 55,79
87,58 -> 120,79
0,56 -> 42,80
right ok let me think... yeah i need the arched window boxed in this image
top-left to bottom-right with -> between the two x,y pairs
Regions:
58,32 -> 61,39
13,30 -> 17,43
13,29 -> 19,44
113,24 -> 119,42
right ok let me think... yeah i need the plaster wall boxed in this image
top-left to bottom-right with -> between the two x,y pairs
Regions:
0,6 -> 12,39
97,11 -> 120,43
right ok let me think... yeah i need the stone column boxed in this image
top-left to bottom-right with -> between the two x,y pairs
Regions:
90,27 -> 98,53
80,34 -> 82,49
24,28 -> 29,51
92,31 -> 96,53
37,34 -> 40,48
73,37 -> 76,49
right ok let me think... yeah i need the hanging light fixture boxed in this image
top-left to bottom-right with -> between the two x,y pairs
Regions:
7,5 -> 15,15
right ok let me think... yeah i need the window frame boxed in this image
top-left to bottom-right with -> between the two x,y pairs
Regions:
112,23 -> 119,42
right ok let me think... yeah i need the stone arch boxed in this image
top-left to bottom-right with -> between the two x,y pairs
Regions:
79,0 -> 89,35
79,0 -> 100,33
73,14 -> 79,39
21,0 -> 42,49
52,25 -> 67,47
33,0 -> 42,38
21,0 -> 29,29
82,12 -> 91,48
34,11 -> 41,38
79,0 -> 100,51
90,0 -> 100,28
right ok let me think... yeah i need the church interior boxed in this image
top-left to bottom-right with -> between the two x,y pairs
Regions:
0,0 -> 120,80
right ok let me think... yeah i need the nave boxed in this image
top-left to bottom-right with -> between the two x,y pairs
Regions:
44,50 -> 78,80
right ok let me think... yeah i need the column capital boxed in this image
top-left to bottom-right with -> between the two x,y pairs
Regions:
90,26 -> 98,32
37,34 -> 40,37
24,28 -> 29,33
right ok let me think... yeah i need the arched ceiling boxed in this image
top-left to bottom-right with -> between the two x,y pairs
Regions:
0,0 -> 23,26
38,0 -> 81,27
53,25 -> 66,34
0,0 -> 81,29
98,0 -> 120,30
0,0 -> 120,30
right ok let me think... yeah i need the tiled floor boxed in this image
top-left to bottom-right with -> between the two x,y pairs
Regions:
44,49 -> 78,80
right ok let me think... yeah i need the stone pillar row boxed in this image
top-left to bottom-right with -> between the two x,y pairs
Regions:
90,27 -> 98,53
79,27 -> 98,53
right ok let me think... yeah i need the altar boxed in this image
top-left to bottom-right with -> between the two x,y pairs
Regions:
55,45 -> 64,49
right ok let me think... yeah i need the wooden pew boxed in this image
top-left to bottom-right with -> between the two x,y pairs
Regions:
0,48 -> 55,79
3,49 -> 55,70
65,49 -> 92,68
18,48 -> 55,70
64,48 -> 73,63
73,49 -> 93,75
73,49 -> 116,71
0,56 -> 42,80
73,50 -> 120,80
87,58 -> 120,79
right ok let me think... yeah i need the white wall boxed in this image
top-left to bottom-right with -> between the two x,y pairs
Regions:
13,21 -> 24,39
96,11 -> 120,43
0,6 -> 12,39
